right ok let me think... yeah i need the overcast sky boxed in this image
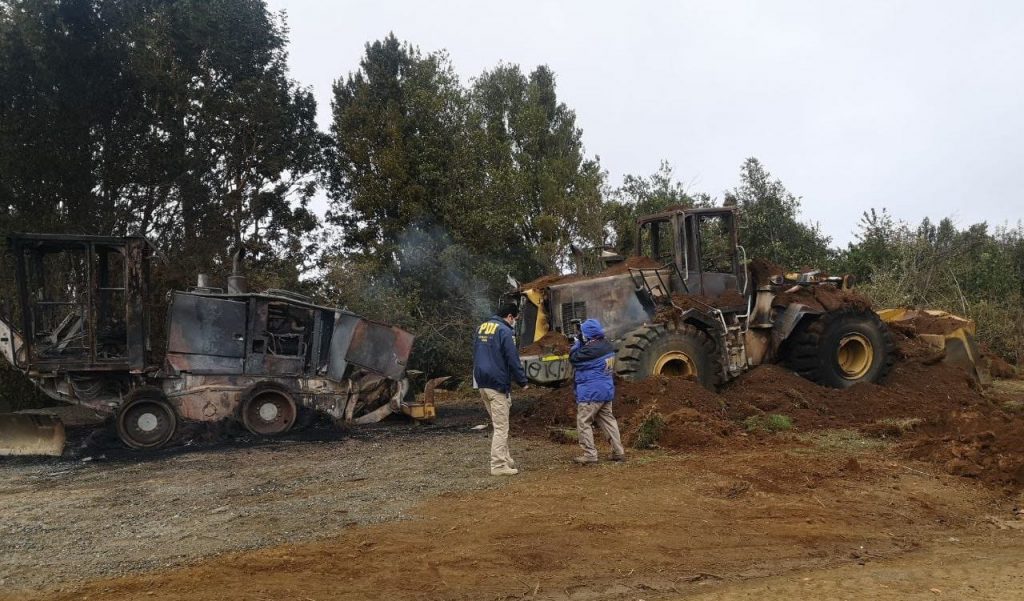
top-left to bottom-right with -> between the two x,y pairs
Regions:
267,0 -> 1023,247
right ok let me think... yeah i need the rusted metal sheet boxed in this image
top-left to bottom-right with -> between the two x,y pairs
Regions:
344,319 -> 413,381
327,313 -> 358,379
166,292 -> 246,374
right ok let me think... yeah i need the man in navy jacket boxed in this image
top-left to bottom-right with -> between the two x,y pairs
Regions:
473,303 -> 529,476
569,319 -> 625,464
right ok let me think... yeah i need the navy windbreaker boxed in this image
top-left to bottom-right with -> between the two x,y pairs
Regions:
569,338 -> 616,403
473,316 -> 528,393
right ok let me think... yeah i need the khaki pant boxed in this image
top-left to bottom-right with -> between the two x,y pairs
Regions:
576,401 -> 624,460
478,388 -> 514,470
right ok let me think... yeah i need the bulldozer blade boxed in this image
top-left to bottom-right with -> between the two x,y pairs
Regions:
0,413 -> 66,457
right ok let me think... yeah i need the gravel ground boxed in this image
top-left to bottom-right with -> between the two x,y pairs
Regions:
0,398 -> 567,592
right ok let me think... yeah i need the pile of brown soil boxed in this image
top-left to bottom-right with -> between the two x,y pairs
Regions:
515,331 -> 1024,490
772,284 -> 872,312
749,258 -> 784,287
519,331 -> 572,356
519,256 -> 666,291
656,289 -> 750,321
889,311 -> 974,336
988,353 -> 1019,379
517,273 -> 584,290
598,255 -> 665,276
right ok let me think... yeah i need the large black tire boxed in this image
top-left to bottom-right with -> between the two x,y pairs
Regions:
116,387 -> 177,450
783,308 -> 895,389
615,322 -> 724,390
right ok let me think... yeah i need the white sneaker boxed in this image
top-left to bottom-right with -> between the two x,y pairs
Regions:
491,466 -> 519,476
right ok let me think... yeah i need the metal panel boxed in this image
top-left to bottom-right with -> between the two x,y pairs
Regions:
549,274 -> 652,343
345,319 -> 414,380
124,238 -> 148,371
166,292 -> 247,358
326,313 -> 359,379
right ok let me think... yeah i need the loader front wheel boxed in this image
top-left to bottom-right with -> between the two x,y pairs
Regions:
616,322 -> 723,390
116,390 -> 177,450
783,309 -> 895,388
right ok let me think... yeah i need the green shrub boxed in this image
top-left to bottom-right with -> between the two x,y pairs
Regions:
632,411 -> 665,449
744,413 -> 793,433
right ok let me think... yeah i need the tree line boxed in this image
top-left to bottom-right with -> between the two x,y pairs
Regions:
1,0 -> 1020,398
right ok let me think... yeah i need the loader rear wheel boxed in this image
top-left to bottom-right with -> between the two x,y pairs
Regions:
616,322 -> 723,390
783,308 -> 895,388
241,384 -> 297,436
116,390 -> 177,450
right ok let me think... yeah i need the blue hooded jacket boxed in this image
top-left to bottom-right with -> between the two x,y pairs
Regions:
569,319 -> 616,403
473,315 -> 528,393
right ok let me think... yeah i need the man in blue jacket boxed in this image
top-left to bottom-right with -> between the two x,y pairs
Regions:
570,318 -> 625,464
473,303 -> 529,476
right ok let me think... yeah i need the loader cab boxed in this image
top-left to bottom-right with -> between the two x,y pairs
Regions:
635,207 -> 746,299
5,234 -> 153,373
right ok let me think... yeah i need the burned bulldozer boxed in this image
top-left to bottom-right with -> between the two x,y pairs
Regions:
0,234 -> 436,455
516,206 -> 895,390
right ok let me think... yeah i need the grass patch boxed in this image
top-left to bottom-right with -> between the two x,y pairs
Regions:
794,429 -> 890,453
873,417 -> 923,436
633,411 -> 665,449
743,414 -> 793,433
547,427 -> 578,444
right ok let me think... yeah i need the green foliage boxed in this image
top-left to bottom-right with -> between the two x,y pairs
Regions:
632,410 -> 665,449
322,36 -> 605,375
725,158 -> 832,269
467,63 -> 605,275
743,413 -> 793,433
837,211 -> 1024,363
0,0 -> 323,288
603,161 -> 711,254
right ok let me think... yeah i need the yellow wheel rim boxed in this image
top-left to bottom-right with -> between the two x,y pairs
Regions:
837,333 -> 873,379
654,351 -> 697,378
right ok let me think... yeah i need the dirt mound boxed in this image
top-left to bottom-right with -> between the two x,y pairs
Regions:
520,331 -> 571,356
517,272 -> 584,290
988,354 -> 1019,379
516,332 -> 1024,490
519,256 -> 665,291
598,255 -> 664,276
749,258 -> 784,287
772,284 -> 872,312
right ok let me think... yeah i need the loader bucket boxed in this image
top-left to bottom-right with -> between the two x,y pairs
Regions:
876,308 -> 991,387
0,413 -> 66,456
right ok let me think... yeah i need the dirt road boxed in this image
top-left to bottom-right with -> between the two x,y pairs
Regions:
3,389 -> 1024,600
0,407 -> 565,592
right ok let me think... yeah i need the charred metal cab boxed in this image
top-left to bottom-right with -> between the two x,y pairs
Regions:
517,207 -> 895,390
0,234 -> 433,451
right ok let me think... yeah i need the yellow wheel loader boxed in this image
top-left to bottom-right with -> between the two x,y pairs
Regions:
514,206 -> 896,389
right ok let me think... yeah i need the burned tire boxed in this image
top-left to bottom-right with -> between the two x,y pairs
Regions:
615,322 -> 723,390
116,388 -> 177,450
783,308 -> 895,388
240,383 -> 297,436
